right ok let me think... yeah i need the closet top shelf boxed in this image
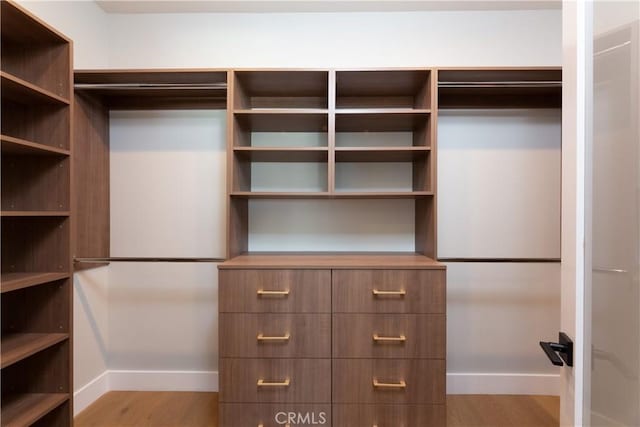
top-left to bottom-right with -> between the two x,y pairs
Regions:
74,69 -> 228,110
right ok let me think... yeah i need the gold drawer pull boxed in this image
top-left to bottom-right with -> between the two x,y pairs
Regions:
373,379 -> 406,389
373,334 -> 406,343
259,425 -> 291,427
257,333 -> 290,341
372,289 -> 406,297
257,289 -> 290,296
257,378 -> 290,387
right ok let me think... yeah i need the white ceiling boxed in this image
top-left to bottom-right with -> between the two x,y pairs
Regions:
96,0 -> 561,14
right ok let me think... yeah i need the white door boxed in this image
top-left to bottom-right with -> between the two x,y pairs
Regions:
561,1 -> 640,426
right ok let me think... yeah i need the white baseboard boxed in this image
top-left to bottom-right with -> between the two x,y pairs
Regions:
447,372 -> 560,395
74,371 -> 109,416
73,370 -> 218,416
109,370 -> 218,392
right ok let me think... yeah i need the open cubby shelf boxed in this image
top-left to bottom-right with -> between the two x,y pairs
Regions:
1,2 -> 73,424
227,69 -> 438,258
0,134 -> 70,156
1,272 -> 70,294
0,71 -> 69,105
1,392 -> 68,427
0,334 -> 68,369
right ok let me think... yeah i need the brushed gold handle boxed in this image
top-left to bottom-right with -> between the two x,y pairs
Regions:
257,333 -> 290,341
373,334 -> 406,342
257,289 -> 290,296
373,379 -> 406,388
257,378 -> 290,387
372,289 -> 406,297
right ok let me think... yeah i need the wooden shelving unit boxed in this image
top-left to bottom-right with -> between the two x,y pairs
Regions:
226,69 -> 438,258
0,1 -> 73,425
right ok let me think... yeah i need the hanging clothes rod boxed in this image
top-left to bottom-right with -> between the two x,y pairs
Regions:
74,83 -> 228,90
74,257 -> 226,263
438,81 -> 562,88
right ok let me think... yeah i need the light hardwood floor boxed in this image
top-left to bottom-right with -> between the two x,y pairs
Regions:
75,392 -> 559,427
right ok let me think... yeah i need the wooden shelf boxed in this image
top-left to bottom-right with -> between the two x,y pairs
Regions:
335,146 -> 430,162
335,111 -> 430,132
1,393 -> 68,427
336,69 -> 432,109
0,135 -> 70,156
75,69 -> 228,110
230,191 -> 433,199
1,211 -> 70,217
438,68 -> 562,109
234,70 -> 328,109
1,272 -> 69,294
1,333 -> 68,369
0,71 -> 69,105
0,0 -> 69,44
219,252 -> 445,269
234,147 -> 328,162
235,110 -> 328,132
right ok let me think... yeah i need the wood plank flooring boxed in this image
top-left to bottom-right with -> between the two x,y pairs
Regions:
75,392 -> 559,427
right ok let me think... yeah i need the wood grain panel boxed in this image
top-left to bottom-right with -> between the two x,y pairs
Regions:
332,314 -> 445,359
220,358 -> 331,403
1,154 -> 69,211
1,99 -> 69,150
2,278 -> 70,334
220,313 -> 331,358
219,269 -> 331,313
73,92 -> 110,267
333,404 -> 445,427
220,403 -> 331,427
1,217 -> 69,273
332,269 -> 445,313
1,340 -> 70,394
332,359 -> 445,405
219,253 -> 444,270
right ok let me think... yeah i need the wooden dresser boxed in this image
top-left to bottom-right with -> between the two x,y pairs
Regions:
218,254 -> 446,427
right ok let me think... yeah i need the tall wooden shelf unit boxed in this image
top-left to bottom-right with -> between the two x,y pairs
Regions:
221,69 -> 444,427
0,1 -> 73,425
227,69 -> 438,258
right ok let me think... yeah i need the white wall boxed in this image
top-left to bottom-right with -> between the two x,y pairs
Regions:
106,10 -> 561,68
18,0 -> 109,69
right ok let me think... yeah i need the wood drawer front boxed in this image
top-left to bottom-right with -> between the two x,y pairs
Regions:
332,404 -> 445,427
332,270 -> 445,313
220,358 -> 331,403
332,314 -> 445,359
332,359 -> 445,405
219,270 -> 331,313
220,313 -> 331,358
220,403 -> 331,427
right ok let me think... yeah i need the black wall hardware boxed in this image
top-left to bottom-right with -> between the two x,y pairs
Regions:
540,332 -> 573,367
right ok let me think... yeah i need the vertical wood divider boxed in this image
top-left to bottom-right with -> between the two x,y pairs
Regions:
67,40 -> 75,419
431,69 -> 439,259
328,70 -> 336,194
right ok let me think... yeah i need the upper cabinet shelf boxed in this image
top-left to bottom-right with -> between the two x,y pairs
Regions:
335,111 -> 431,132
1,1 -> 71,101
234,111 -> 328,132
234,70 -> 329,110
1,71 -> 69,105
336,69 -> 432,109
438,68 -> 562,109
74,69 -> 228,110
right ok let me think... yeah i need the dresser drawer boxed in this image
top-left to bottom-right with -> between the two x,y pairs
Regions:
332,359 -> 445,404
220,270 -> 331,313
332,270 -> 445,313
332,404 -> 444,427
220,358 -> 331,403
220,313 -> 331,358
332,314 -> 445,359
220,403 -> 331,427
